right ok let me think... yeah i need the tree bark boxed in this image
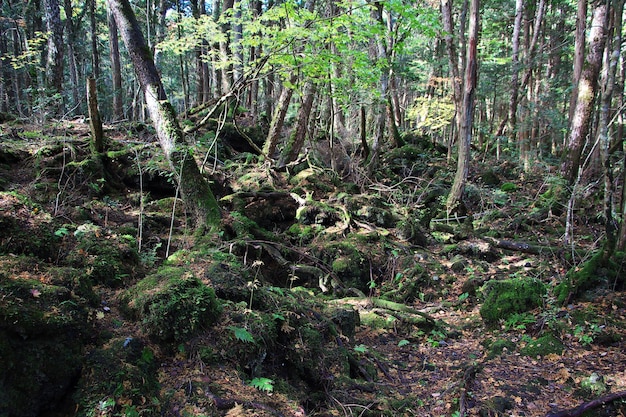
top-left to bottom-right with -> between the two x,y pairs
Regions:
43,0 -> 64,100
508,0 -> 523,143
63,0 -> 81,112
440,0 -> 462,144
90,0 -> 100,80
280,82 -> 317,165
446,0 -> 478,216
599,0 -> 624,253
108,6 -> 124,120
568,0 -> 588,125
263,74 -> 297,159
561,1 -> 608,185
107,0 -> 221,229
87,77 -> 104,155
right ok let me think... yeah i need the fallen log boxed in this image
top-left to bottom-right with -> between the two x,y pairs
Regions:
545,390 -> 626,417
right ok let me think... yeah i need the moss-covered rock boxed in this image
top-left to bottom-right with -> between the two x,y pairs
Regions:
480,278 -> 546,324
121,266 -> 222,342
65,223 -> 140,288
0,192 -> 58,259
520,333 -> 564,357
485,338 -> 517,358
555,249 -> 625,304
0,271 -> 90,417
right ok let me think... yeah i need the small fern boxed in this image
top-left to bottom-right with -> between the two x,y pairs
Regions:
249,377 -> 274,392
228,326 -> 255,343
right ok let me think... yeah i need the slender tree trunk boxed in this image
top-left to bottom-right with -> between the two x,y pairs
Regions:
441,0 -> 462,120
63,0 -> 80,112
280,83 -> 317,165
108,7 -> 124,120
44,0 -> 64,112
561,1 -> 608,185
219,0 -> 235,93
509,0 -> 523,142
600,0 -> 624,252
263,74 -> 297,158
569,0 -> 588,125
107,0 -> 221,229
446,0 -> 479,216
90,0 -> 100,79
87,77 -> 104,155
153,0 -> 168,67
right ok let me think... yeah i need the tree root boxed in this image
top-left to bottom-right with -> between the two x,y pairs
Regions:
205,387 -> 286,416
545,390 -> 626,417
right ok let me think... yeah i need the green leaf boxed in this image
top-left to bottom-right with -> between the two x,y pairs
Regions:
354,344 -> 368,353
54,227 -> 69,237
228,326 -> 255,343
249,377 -> 274,392
398,339 -> 410,347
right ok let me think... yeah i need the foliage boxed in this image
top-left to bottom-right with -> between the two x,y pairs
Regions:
249,377 -> 274,392
229,326 -> 255,343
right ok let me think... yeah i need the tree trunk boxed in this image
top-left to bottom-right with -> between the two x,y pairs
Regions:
508,0 -> 523,143
561,1 -> 608,185
107,0 -> 221,229
600,0 -> 624,252
263,74 -> 297,159
90,0 -> 100,79
280,82 -> 317,165
63,0 -> 81,112
43,0 -> 64,107
87,77 -> 104,155
440,0 -> 462,144
108,6 -> 124,120
446,0 -> 478,216
569,0 -> 588,125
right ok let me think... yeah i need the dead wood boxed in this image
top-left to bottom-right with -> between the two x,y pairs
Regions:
205,387 -> 285,416
545,390 -> 626,417
459,365 -> 478,416
484,236 -> 562,256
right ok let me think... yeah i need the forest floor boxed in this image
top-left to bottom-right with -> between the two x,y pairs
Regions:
1,120 -> 625,417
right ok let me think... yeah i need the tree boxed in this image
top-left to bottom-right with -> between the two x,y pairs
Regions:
561,0 -> 608,185
106,0 -> 221,229
445,0 -> 479,216
43,0 -> 64,106
108,6 -> 124,120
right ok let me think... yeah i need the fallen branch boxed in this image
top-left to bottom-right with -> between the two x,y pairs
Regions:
545,390 -> 626,417
205,387 -> 285,416
459,365 -> 478,417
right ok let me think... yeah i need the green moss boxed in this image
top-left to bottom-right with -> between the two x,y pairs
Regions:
556,249 -> 624,304
485,338 -> 516,358
47,266 -> 99,306
287,224 -> 318,243
66,225 -> 139,287
500,182 -> 517,192
122,267 -> 222,342
479,278 -> 546,324
520,333 -> 564,357
226,211 -> 277,240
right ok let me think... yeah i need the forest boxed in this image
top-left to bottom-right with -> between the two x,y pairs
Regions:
1,0 -> 626,416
